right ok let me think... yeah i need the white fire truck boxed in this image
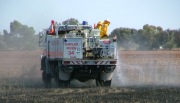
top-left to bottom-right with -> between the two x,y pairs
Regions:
39,20 -> 117,87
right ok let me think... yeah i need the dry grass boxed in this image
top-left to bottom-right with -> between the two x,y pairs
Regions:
0,50 -> 41,79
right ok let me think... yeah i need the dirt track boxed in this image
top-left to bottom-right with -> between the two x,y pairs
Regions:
0,50 -> 180,102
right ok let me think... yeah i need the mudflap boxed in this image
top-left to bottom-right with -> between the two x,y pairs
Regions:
96,71 -> 113,87
58,62 -> 72,81
100,71 -> 113,81
42,70 -> 51,88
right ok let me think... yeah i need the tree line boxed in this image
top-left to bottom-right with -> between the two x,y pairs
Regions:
0,20 -> 38,51
0,18 -> 80,51
0,19 -> 180,51
111,24 -> 180,50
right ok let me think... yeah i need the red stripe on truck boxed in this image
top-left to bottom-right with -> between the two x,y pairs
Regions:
76,61 -> 79,64
71,61 -> 74,64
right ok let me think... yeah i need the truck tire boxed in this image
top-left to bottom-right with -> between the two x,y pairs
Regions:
41,56 -> 46,70
102,80 -> 111,86
58,80 -> 70,88
95,79 -> 101,87
96,79 -> 112,87
42,70 -> 51,88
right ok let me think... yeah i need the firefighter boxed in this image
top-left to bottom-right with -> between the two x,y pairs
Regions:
96,21 -> 103,30
100,19 -> 110,39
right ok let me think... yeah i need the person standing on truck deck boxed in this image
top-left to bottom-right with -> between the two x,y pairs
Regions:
100,19 -> 110,39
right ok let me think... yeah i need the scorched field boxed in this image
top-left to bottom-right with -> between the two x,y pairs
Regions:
0,50 -> 180,103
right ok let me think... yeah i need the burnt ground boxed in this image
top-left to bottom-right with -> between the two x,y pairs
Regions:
0,85 -> 180,103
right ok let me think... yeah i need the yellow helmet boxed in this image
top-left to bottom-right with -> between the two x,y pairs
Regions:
97,21 -> 103,26
104,19 -> 110,25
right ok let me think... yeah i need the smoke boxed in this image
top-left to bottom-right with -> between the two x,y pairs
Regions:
112,50 -> 180,87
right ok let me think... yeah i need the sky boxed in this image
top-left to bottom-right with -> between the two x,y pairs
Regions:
0,0 -> 180,34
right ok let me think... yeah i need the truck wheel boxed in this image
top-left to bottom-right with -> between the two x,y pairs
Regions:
58,80 -> 70,88
95,79 -> 101,87
41,56 -> 45,70
96,80 -> 112,87
42,71 -> 51,88
102,80 -> 111,87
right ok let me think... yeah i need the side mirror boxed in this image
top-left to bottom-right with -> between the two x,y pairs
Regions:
39,31 -> 44,47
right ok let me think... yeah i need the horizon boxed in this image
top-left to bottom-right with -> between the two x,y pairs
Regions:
1,0 -> 180,34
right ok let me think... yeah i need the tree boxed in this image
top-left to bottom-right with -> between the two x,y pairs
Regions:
3,30 -> 8,35
62,18 -> 79,25
111,24 -> 179,50
2,20 -> 38,50
174,30 -> 180,48
136,29 -> 149,50
10,20 -> 22,36
164,40 -> 176,49
0,34 -> 6,50
111,28 -> 136,49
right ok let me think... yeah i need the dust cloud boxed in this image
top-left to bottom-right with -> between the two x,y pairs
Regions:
112,50 -> 180,87
0,51 -> 43,88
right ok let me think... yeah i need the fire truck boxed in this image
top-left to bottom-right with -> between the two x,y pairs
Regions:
39,19 -> 117,87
